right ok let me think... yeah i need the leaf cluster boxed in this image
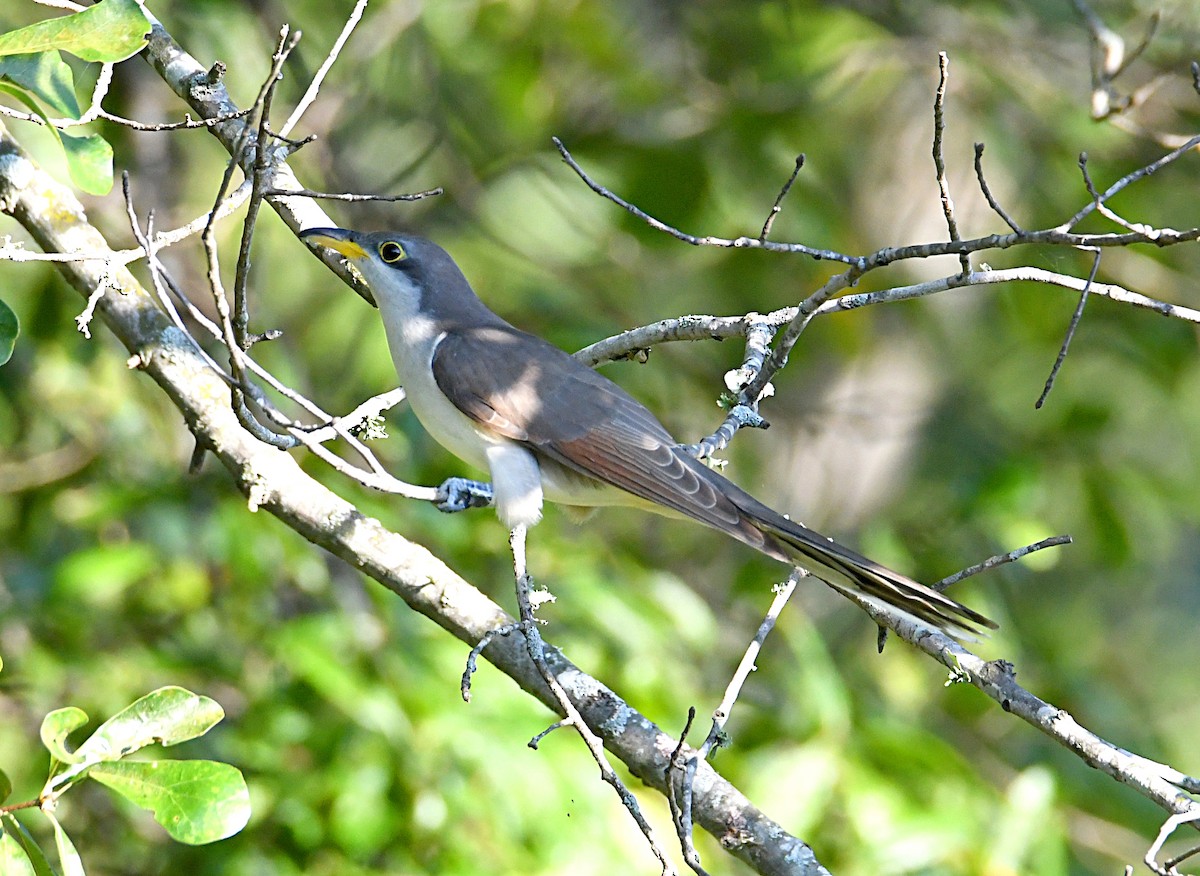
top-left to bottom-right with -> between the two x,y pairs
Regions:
1,685 -> 249,875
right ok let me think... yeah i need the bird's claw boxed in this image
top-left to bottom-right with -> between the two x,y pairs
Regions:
435,477 -> 494,513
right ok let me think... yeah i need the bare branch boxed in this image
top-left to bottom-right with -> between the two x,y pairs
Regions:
572,264 -> 1200,386
1060,133 -> 1200,231
507,531 -> 680,876
279,0 -> 369,138
553,136 -> 859,265
666,708 -> 708,876
8,13 -> 1200,873
933,536 -> 1073,592
1145,810 -> 1200,875
759,154 -> 804,241
263,186 -> 443,203
1,116 -> 828,875
1035,248 -> 1100,409
974,142 -> 1022,233
822,266 -> 1200,323
1077,152 -> 1158,234
231,26 -> 302,350
687,315 -> 775,458
932,52 -> 970,275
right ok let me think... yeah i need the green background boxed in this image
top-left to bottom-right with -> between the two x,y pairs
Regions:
2,0 -> 1199,873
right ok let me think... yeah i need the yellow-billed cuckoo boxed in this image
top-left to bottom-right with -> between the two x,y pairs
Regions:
300,227 -> 995,637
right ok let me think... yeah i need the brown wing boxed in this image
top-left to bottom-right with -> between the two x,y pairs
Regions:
430,325 -> 755,534
432,325 -> 996,636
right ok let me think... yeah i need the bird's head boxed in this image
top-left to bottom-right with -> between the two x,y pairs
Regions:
301,227 -> 478,323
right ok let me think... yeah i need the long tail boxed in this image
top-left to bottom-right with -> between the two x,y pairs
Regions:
723,490 -> 996,638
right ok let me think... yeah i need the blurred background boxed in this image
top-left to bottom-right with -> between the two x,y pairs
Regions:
2,0 -> 1200,873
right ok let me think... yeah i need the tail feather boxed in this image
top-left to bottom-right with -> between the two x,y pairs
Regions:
768,519 -> 994,638
725,491 -> 996,638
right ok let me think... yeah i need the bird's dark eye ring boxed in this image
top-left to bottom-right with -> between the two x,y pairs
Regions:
379,241 -> 406,264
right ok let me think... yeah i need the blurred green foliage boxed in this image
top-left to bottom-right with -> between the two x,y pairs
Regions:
2,0 -> 1200,873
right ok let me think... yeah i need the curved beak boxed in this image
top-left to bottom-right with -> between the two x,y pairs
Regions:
299,226 -> 368,261
300,226 -> 376,307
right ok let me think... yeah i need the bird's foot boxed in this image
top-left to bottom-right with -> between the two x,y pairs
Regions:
434,477 -> 494,513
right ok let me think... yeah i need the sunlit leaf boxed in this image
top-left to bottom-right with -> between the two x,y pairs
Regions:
59,130 -> 112,196
0,52 -> 80,119
0,0 -> 151,63
0,299 -> 16,366
44,811 -> 85,876
0,829 -> 35,876
89,760 -> 251,845
0,82 -> 112,195
2,816 -> 55,876
40,707 -> 89,765
74,687 -> 224,763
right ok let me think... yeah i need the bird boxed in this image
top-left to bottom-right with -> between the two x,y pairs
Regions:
300,227 -> 995,638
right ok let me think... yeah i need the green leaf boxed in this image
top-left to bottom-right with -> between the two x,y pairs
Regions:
0,0 -> 151,64
0,768 -> 11,805
0,829 -> 35,876
0,52 -> 80,119
0,82 -> 112,196
40,707 -> 89,765
1,816 -> 55,876
44,812 -> 84,876
89,760 -> 251,845
58,130 -> 112,196
74,687 -> 224,763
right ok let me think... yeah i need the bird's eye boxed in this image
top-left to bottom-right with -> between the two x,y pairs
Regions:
379,241 -> 406,264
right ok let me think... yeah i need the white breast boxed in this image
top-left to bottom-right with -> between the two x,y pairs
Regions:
381,313 -> 502,474
372,275 -> 646,523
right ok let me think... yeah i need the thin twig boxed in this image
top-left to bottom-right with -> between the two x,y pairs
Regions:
739,272 -> 838,407
574,258 -> 1200,369
821,266 -> 1200,324
1074,0 -> 1161,120
279,0 -> 370,139
703,572 -> 798,757
145,247 -> 434,496
77,63 -> 115,125
194,27 -> 306,452
528,720 -> 571,750
264,186 -> 443,202
933,536 -> 1073,592
1078,152 -> 1153,234
1036,248 -> 1100,409
507,534 -> 679,876
1060,133 -> 1200,231
665,708 -> 708,876
932,52 -> 970,275
232,27 -> 302,350
974,143 -> 1022,233
0,100 -> 254,132
461,623 -> 521,701
759,154 -> 804,241
668,572 -> 800,873
687,314 -> 775,458
553,136 -> 859,265
122,175 -> 214,373
1145,810 -> 1200,875
1164,840 -> 1200,871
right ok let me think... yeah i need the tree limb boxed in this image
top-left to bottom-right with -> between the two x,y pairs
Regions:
0,111 -> 825,876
